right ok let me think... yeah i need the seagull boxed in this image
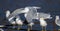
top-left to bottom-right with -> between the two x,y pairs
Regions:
40,18 -> 47,27
25,6 -> 40,23
6,10 -> 16,24
37,12 -> 52,31
55,16 -> 60,30
6,10 -> 24,29
24,6 -> 40,31
6,10 -> 16,28
39,18 -> 47,31
27,22 -> 34,31
55,16 -> 60,26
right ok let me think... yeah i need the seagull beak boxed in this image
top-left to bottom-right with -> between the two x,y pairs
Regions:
33,7 -> 41,9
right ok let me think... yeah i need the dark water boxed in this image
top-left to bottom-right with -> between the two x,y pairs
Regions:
0,0 -> 60,31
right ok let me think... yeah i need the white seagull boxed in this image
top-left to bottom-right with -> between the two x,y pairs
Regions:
6,10 -> 23,29
6,10 -> 16,28
24,6 -> 40,31
25,6 -> 40,23
55,15 -> 60,26
55,16 -> 60,30
37,12 -> 52,31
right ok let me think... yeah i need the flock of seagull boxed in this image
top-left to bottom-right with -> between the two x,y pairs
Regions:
5,6 -> 60,31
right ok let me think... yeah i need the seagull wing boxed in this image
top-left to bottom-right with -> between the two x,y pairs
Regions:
8,8 -> 25,18
38,13 -> 52,19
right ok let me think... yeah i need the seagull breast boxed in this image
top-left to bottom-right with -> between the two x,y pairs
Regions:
16,16 -> 23,25
40,18 -> 47,27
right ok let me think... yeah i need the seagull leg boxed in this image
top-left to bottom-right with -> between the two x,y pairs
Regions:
18,25 -> 21,31
45,26 -> 46,31
28,28 -> 30,31
28,25 -> 30,31
42,26 -> 43,31
31,26 -> 32,30
42,26 -> 46,31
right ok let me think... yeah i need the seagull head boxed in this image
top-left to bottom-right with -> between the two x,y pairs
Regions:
56,16 -> 59,20
6,10 -> 10,18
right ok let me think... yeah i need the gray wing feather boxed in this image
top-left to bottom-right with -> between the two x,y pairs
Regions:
8,8 -> 25,19
38,13 -> 51,19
